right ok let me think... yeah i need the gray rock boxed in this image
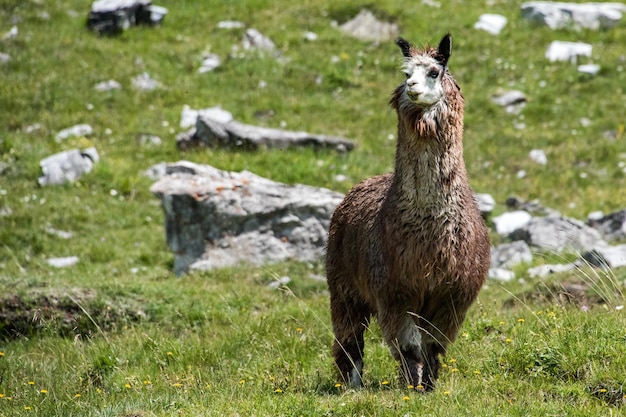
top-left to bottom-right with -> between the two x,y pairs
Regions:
267,276 -> 292,289
46,227 -> 74,239
38,147 -> 99,186
475,193 -> 496,215
529,149 -> 547,165
474,14 -> 508,35
527,263 -> 577,278
583,243 -> 626,268
493,210 -> 533,235
491,90 -> 527,114
0,52 -> 10,64
545,41 -> 592,63
217,20 -> 245,29
2,26 -> 18,40
198,53 -> 221,73
87,0 -> 167,35
138,133 -> 162,146
94,79 -> 121,91
150,161 -> 345,275
521,2 -> 626,30
55,124 -> 93,141
510,215 -> 605,253
47,256 -> 79,268
491,240 -> 533,269
179,108 -> 355,152
143,162 -> 167,180
179,105 -> 232,129
488,267 -> 516,282
242,28 -> 276,52
132,72 -> 160,91
339,9 -> 399,43
586,208 -> 626,241
578,64 -> 601,75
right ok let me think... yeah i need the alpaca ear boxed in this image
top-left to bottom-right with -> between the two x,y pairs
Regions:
437,33 -> 452,67
396,37 -> 412,58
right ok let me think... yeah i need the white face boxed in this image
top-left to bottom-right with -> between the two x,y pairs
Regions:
402,56 -> 445,106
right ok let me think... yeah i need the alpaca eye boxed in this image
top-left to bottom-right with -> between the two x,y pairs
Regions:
427,69 -> 440,78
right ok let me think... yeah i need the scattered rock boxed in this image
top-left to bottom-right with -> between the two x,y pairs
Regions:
87,0 -> 168,35
493,210 -> 533,235
38,147 -> 99,186
491,90 -> 527,114
527,263 -> 577,278
198,53 -> 221,73
94,79 -> 122,91
242,28 -> 276,53
217,20 -> 245,29
474,14 -> 508,35
2,26 -> 18,40
510,215 -> 605,253
488,267 -> 516,282
578,63 -> 601,75
131,72 -> 160,91
339,9 -> 399,43
303,31 -> 318,41
55,124 -> 93,141
179,105 -> 233,129
586,208 -> 626,241
545,41 -> 592,63
46,227 -> 74,239
138,133 -> 162,146
47,256 -> 79,268
491,240 -> 533,269
143,162 -> 167,180
475,193 -> 496,215
0,52 -> 10,64
521,1 -> 626,30
529,149 -> 547,165
583,243 -> 626,268
150,161 -> 345,275
268,276 -> 291,289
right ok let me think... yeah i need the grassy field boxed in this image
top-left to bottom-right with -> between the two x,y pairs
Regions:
1,0 -> 625,416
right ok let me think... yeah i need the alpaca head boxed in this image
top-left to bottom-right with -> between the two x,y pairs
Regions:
397,34 -> 452,107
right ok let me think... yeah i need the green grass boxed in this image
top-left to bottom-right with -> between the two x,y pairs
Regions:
1,0 -> 625,415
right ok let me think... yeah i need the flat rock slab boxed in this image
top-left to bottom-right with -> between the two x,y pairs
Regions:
39,147 -> 99,186
510,215 -> 605,253
150,161 -> 344,275
177,107 -> 355,153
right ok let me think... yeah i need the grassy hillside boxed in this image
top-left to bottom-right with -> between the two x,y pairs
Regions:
1,0 -> 625,416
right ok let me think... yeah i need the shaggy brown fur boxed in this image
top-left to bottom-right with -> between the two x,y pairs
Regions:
326,34 -> 490,391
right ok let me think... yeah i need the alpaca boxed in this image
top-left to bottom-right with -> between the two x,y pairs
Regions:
326,34 -> 490,391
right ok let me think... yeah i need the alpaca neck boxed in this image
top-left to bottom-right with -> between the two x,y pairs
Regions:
391,102 -> 468,215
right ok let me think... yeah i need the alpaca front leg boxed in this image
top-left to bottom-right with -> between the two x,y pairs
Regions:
380,311 -> 427,390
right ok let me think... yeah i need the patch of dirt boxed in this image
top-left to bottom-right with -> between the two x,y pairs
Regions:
0,287 -> 146,340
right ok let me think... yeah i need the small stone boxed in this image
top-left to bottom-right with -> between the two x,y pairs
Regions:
217,20 -> 245,29
304,31 -> 318,41
492,211 -> 532,235
94,79 -> 122,91
578,64 -> 600,75
55,124 -> 93,141
488,267 -> 515,282
131,72 -> 160,91
474,14 -> 507,35
268,276 -> 291,289
529,149 -> 547,165
491,90 -> 527,114
0,52 -> 10,64
198,53 -> 220,73
47,256 -> 79,268
527,263 -> 576,278
545,41 -> 592,63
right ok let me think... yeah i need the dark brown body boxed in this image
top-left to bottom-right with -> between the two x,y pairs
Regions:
326,35 -> 490,390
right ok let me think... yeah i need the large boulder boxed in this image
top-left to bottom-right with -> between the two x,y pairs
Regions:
150,161 -> 344,275
510,215 -> 605,253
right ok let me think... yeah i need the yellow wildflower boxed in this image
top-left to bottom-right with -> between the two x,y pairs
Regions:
274,388 -> 283,393
124,383 -> 131,389
172,383 -> 183,388
517,318 -> 525,323
444,390 -> 450,395
28,381 -> 35,385
403,395 -> 410,401
334,383 -> 342,388
40,389 -> 48,394
381,380 -> 389,385
74,394 -> 81,398
25,406 -> 31,410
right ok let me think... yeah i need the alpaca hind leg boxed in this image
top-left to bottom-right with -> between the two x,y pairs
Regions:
330,296 -> 370,387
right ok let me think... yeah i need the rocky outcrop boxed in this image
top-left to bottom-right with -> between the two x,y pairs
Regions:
150,161 -> 344,275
